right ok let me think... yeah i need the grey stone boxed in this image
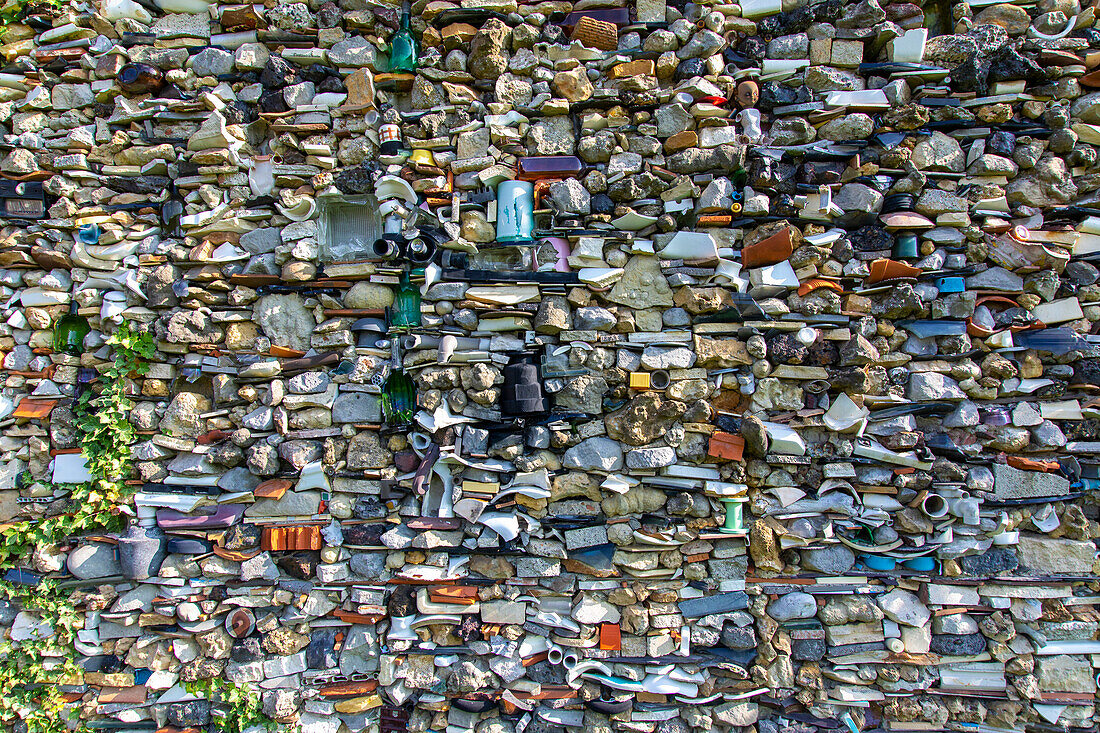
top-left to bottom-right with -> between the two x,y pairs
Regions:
801,545 -> 856,574
192,47 -> 234,77
66,543 -> 121,579
562,437 -> 623,472
767,592 -> 817,621
332,393 -> 382,423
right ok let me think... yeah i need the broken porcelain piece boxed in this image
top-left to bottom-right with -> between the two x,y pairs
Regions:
375,175 -> 418,205
420,460 -> 454,518
737,109 -> 763,141
296,461 -> 330,492
888,28 -> 927,63
387,616 -> 417,641
659,232 -> 718,260
762,422 -> 806,455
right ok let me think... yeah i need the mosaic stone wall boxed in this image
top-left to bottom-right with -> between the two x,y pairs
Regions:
2,0 -> 1100,730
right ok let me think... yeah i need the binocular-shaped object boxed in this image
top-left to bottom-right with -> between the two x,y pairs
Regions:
372,227 -> 445,265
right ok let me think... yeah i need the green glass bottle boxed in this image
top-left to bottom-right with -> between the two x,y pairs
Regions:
53,301 -> 89,356
382,369 -> 416,427
388,7 -> 418,73
388,272 -> 421,331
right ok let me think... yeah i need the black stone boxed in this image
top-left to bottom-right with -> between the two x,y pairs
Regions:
768,332 -> 810,365
342,523 -> 389,545
232,636 -> 265,662
798,161 -> 846,185
353,497 -> 388,520
848,225 -> 893,253
167,700 -> 211,727
987,46 -> 1048,86
958,548 -> 1018,575
1075,360 -> 1100,386
223,523 -> 262,551
221,101 -> 254,125
318,75 -> 346,94
949,55 -> 990,95
307,629 -> 339,669
259,89 -> 289,114
988,130 -> 1016,156
300,64 -> 334,83
757,82 -> 810,113
260,55 -> 299,89
388,586 -> 416,617
277,552 -> 318,580
930,633 -> 987,656
334,166 -> 376,195
791,638 -> 826,661
674,58 -> 706,82
317,1 -> 340,27
456,614 -> 481,642
733,37 -> 765,62
813,0 -> 842,20
103,176 -> 172,194
541,24 -> 564,44
591,193 -> 614,214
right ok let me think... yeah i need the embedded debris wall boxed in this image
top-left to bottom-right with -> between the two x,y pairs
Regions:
1,0 -> 1100,731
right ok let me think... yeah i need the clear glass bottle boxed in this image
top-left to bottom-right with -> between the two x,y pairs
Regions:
388,7 -> 419,73
53,302 -> 89,356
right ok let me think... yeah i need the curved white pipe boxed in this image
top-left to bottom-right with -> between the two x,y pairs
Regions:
567,660 -> 612,688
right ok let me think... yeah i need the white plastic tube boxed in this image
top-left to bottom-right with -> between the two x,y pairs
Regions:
921,493 -> 949,519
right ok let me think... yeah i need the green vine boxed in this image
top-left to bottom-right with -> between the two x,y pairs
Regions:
0,579 -> 82,733
75,322 -> 155,482
1,322 -> 276,733
185,678 -> 276,732
0,323 -> 155,566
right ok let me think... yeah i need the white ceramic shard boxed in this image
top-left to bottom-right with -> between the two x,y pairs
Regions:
888,28 -> 927,63
659,231 -> 718,260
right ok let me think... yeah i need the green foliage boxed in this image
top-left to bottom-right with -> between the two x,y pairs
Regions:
0,579 -> 81,733
76,322 -> 155,482
0,323 -> 154,566
0,324 -> 162,732
0,323 -> 276,731
185,678 -> 276,732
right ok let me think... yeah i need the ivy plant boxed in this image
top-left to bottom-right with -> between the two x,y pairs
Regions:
185,678 -> 276,732
75,322 -> 156,482
0,579 -> 81,733
0,323 -> 155,566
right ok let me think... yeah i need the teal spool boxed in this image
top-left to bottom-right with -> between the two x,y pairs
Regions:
720,499 -> 743,533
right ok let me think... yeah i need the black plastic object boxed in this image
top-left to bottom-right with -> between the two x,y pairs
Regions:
0,180 -> 45,219
586,695 -> 633,714
166,538 -> 214,554
404,232 -> 439,264
882,193 -> 915,213
501,353 -> 549,416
